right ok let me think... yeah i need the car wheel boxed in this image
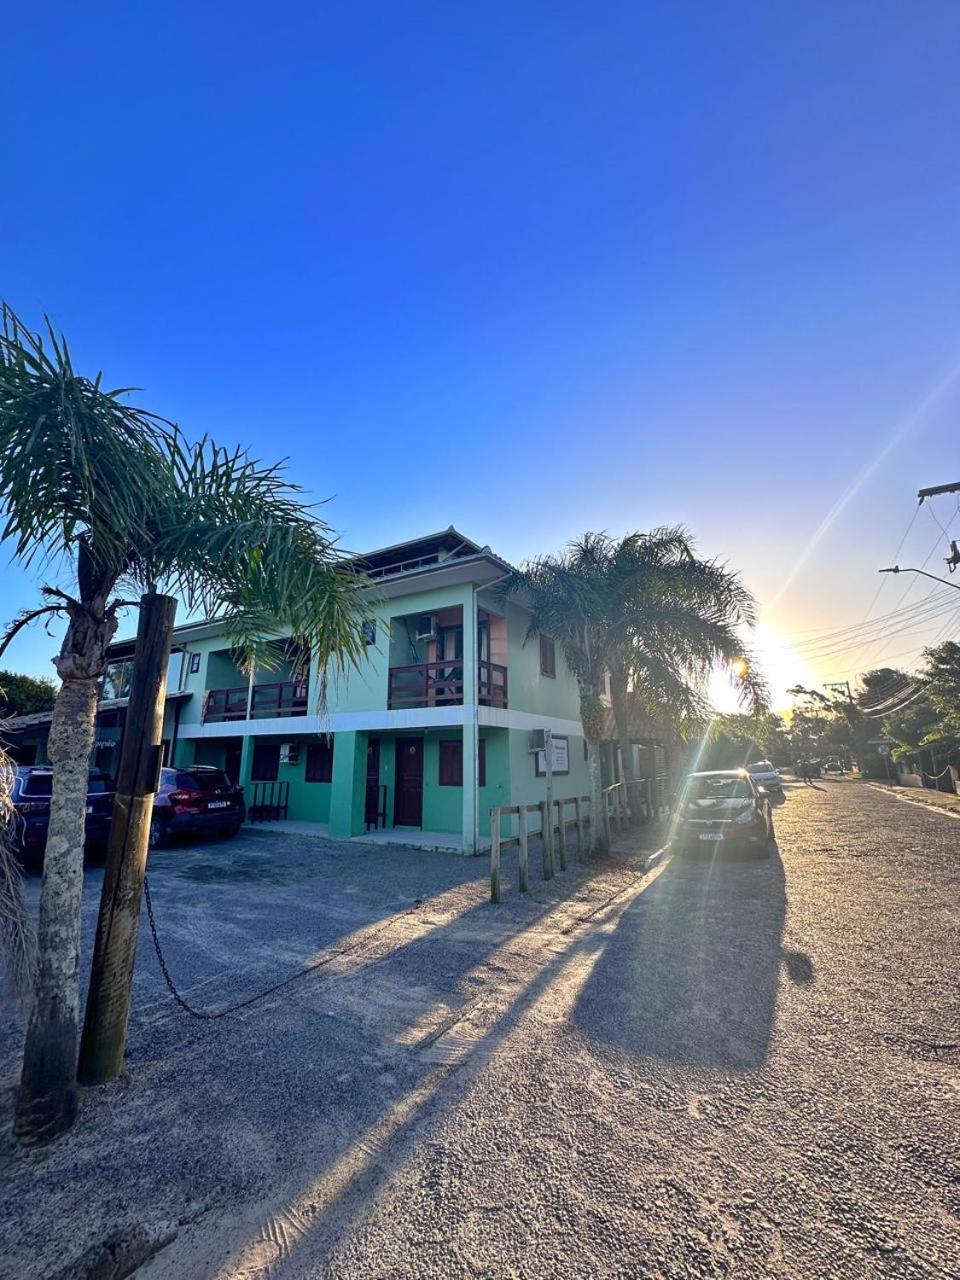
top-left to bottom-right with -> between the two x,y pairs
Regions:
148,817 -> 166,850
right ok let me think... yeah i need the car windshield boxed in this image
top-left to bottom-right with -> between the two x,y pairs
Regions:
176,769 -> 231,792
748,761 -> 774,773
685,776 -> 752,801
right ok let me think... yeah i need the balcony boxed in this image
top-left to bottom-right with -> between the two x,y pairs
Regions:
203,678 -> 309,723
387,660 -> 508,710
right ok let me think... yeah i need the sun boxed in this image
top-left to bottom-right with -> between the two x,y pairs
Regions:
708,622 -> 817,714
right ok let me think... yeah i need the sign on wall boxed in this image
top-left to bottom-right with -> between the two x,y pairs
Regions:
535,735 -> 570,776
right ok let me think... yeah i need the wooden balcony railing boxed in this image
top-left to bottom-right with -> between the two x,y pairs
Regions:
203,678 -> 309,723
387,661 -> 508,710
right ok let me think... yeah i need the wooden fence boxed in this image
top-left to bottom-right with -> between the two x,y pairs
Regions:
488,794 -> 592,903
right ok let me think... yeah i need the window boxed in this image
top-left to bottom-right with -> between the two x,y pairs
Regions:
362,620 -> 377,646
438,738 -> 485,787
539,635 -> 556,678
189,652 -> 201,674
439,739 -> 462,786
251,742 -> 280,782
305,739 -> 334,783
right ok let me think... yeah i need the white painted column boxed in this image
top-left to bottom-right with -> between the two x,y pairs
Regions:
461,587 -> 479,854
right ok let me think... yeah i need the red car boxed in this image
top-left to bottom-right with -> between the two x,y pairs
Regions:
149,766 -> 246,849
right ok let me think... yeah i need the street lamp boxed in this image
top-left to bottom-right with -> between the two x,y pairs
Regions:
878,566 -> 960,590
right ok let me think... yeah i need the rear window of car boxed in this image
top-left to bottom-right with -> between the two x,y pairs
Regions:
176,769 -> 230,792
687,776 -> 753,801
20,774 -> 53,797
19,773 -> 112,796
748,761 -> 774,773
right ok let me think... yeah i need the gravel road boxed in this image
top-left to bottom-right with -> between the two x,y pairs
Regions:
1,781 -> 957,1279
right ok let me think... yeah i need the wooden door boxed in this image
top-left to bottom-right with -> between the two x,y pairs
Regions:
394,737 -> 424,827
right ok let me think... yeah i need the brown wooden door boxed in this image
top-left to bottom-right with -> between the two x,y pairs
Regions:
394,737 -> 424,827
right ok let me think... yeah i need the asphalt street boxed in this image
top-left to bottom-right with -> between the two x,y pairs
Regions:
1,781 -> 957,1279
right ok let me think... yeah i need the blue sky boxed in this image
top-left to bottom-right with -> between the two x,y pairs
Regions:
4,2 -> 960,704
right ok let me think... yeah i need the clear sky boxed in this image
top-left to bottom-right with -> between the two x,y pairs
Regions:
4,2 -> 960,708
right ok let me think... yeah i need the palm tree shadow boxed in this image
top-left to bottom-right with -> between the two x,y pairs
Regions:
573,849 -> 791,1070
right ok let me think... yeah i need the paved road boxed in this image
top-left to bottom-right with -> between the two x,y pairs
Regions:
2,782 -> 957,1278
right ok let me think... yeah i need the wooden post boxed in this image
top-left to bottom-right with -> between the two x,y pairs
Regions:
78,592 -> 177,1085
517,805 -> 529,892
539,800 -> 554,879
556,799 -> 568,871
490,808 -> 501,903
543,727 -> 555,875
575,796 -> 585,859
603,790 -> 612,848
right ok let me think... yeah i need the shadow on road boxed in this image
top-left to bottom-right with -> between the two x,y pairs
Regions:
572,848 -> 810,1070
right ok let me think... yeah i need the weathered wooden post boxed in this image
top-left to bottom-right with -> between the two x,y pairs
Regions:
556,799 -> 568,871
78,592 -> 177,1085
575,796 -> 585,859
543,727 -> 555,875
538,800 -> 554,879
517,805 -> 529,893
490,807 -> 501,904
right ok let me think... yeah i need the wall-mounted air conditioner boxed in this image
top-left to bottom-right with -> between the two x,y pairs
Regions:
415,615 -> 437,641
280,743 -> 300,765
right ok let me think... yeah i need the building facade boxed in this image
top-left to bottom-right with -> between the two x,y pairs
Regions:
9,530 -> 596,853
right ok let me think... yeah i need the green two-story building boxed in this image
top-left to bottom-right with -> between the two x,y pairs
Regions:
10,529 -> 593,853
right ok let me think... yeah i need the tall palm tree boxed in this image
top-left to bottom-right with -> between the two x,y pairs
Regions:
0,306 -> 372,1144
506,528 -> 764,844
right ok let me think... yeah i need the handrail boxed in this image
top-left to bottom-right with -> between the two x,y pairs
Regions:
387,660 -> 508,710
203,678 -> 309,723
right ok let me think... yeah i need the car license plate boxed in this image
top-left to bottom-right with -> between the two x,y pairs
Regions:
208,800 -> 230,810
698,831 -> 723,841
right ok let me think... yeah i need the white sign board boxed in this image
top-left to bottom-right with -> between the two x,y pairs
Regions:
536,736 -> 570,776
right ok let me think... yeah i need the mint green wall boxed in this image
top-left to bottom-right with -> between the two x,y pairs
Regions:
475,594 -> 582,721
499,726 -> 590,840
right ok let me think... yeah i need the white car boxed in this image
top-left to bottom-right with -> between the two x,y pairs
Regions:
747,760 -> 783,795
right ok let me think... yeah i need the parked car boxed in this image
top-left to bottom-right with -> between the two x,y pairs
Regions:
746,759 -> 783,795
149,766 -> 246,848
672,769 -> 775,857
11,766 -> 115,867
823,757 -> 845,774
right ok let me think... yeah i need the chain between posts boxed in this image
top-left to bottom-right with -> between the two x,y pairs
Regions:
141,875 -> 420,1021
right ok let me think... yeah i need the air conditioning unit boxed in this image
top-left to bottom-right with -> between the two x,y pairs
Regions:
280,743 -> 300,765
528,728 -> 547,752
415,615 -> 437,641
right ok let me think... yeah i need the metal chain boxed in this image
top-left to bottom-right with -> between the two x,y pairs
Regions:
142,875 -> 422,1021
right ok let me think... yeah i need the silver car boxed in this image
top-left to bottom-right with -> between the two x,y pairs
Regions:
747,760 -> 783,795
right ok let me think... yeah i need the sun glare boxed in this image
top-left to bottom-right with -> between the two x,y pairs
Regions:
709,621 -> 816,714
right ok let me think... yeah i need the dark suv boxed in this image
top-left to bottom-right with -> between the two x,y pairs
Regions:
149,766 -> 246,848
11,767 -> 115,867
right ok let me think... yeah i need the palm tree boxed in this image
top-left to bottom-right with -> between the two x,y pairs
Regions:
0,306 -> 372,1144
506,528 -> 764,845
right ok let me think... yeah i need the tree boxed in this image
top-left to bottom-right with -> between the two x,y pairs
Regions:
504,528 -> 763,845
0,306 -> 372,1144
700,711 -> 788,771
0,669 -> 57,717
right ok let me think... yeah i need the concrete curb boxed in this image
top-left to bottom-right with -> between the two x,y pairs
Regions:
864,781 -> 960,821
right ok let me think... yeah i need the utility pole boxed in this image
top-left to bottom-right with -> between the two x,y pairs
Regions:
78,592 -> 177,1085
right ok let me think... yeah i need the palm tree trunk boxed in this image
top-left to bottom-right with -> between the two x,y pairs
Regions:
586,739 -> 607,854
13,673 -> 99,1144
608,670 -> 638,823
